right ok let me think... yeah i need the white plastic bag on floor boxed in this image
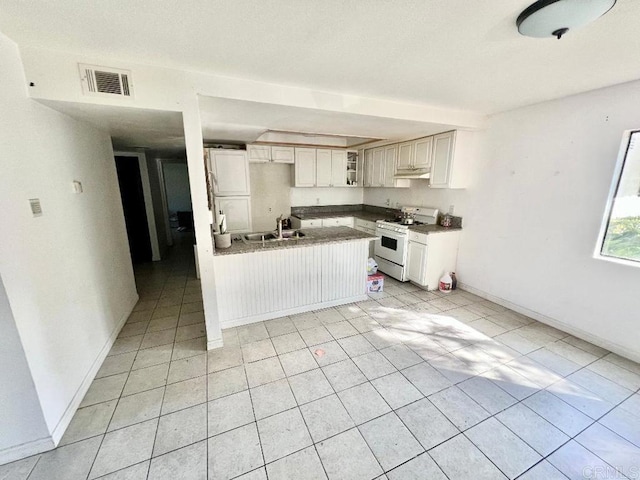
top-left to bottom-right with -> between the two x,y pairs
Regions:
367,258 -> 378,275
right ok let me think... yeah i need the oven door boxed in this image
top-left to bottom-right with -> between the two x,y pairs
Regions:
375,227 -> 407,266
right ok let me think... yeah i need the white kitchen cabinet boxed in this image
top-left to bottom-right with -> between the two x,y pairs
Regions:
406,230 -> 461,290
361,146 -> 409,189
215,196 -> 252,233
354,218 -> 377,257
354,218 -> 377,232
413,137 -> 433,170
321,217 -> 354,227
290,218 -> 323,229
395,137 -> 431,173
295,148 -> 351,187
247,144 -> 271,163
331,150 -> 348,187
294,148 -> 316,187
397,142 -> 413,170
363,149 -> 374,187
208,149 -> 250,196
316,149 -> 333,187
383,145 -> 397,188
347,151 -> 359,186
270,146 -> 295,164
407,239 -> 428,285
248,144 -> 295,164
372,148 -> 385,187
429,130 -> 474,189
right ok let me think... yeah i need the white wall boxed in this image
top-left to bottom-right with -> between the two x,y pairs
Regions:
291,187 -> 364,207
0,275 -> 51,459
250,164 -> 292,231
458,80 -> 640,360
363,184 -> 469,217
0,31 -> 137,457
163,162 -> 192,213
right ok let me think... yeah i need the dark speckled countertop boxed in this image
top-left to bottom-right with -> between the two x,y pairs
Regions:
214,226 -> 376,256
407,224 -> 462,234
292,211 -> 384,222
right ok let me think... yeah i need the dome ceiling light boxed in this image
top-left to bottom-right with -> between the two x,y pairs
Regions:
517,0 -> 617,39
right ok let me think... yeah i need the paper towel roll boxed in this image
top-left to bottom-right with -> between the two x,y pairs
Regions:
219,214 -> 227,234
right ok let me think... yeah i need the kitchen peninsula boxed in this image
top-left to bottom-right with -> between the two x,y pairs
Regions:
211,226 -> 376,333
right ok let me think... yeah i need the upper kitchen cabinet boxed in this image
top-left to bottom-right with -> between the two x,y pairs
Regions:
397,141 -> 413,171
207,149 -> 250,196
429,130 -> 475,189
294,148 -> 351,187
331,150 -> 348,187
362,145 -> 409,188
215,196 -> 252,233
395,137 -> 432,173
248,144 -> 295,164
413,137 -> 433,170
247,144 -> 271,163
294,148 -> 316,187
270,146 -> 295,164
316,149 -> 332,187
347,151 -> 358,186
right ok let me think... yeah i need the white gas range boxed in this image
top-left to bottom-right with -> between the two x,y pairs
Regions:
375,206 -> 439,282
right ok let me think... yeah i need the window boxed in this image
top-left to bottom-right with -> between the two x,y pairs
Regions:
598,130 -> 640,263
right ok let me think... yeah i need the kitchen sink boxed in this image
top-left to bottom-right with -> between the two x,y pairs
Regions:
281,230 -> 306,239
241,230 -> 306,243
243,232 -> 278,242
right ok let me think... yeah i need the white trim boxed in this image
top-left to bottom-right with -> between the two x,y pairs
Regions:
459,282 -> 640,364
156,158 -> 174,247
0,436 -> 55,466
593,129 -> 639,265
219,294 -> 368,330
207,338 -> 224,350
114,151 -> 161,261
49,293 -> 138,445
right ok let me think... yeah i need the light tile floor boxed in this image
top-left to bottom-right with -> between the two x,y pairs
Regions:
3,248 -> 640,479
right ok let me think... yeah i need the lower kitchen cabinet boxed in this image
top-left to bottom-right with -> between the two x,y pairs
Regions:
321,217 -> 354,227
290,218 -> 323,229
407,240 -> 428,285
406,230 -> 461,290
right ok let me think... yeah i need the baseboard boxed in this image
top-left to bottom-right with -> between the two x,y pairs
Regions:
0,436 -> 55,465
459,282 -> 640,364
49,293 -> 139,445
207,337 -> 224,350
219,295 -> 369,332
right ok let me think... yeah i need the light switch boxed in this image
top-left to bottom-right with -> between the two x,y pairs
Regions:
29,198 -> 43,217
72,180 -> 83,194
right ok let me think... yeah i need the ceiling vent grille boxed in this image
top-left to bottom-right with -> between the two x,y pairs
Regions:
79,64 -> 133,98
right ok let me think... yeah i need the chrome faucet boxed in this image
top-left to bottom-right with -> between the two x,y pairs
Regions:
276,215 -> 284,240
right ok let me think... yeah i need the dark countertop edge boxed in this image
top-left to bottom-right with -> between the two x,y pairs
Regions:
407,225 -> 463,234
213,230 -> 377,256
291,212 -> 384,222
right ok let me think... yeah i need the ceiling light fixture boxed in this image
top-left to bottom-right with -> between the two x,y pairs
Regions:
517,0 -> 616,39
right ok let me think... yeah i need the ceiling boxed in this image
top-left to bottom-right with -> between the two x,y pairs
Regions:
39,101 -> 186,153
2,1 -> 640,114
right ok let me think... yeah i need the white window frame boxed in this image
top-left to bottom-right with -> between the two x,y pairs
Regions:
595,129 -> 640,267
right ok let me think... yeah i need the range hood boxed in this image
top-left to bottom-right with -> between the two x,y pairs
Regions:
394,168 -> 431,179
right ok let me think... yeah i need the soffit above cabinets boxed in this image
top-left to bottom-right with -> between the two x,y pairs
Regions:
199,96 -> 458,147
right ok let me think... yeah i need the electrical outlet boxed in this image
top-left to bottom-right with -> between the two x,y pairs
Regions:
268,207 -> 272,212
385,198 -> 390,206
316,198 -> 320,205
448,205 -> 455,214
